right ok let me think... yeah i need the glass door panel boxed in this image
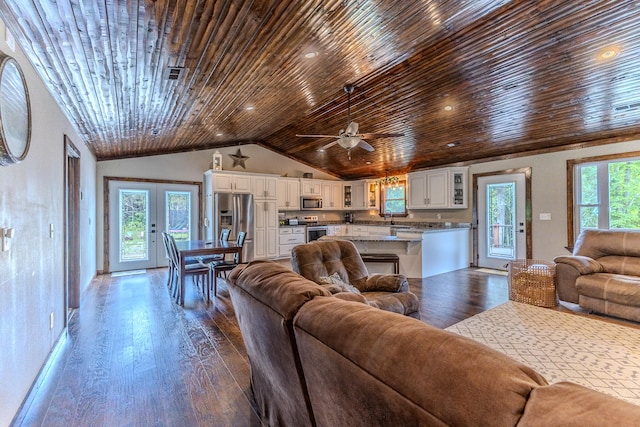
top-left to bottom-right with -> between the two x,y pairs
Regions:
119,189 -> 151,262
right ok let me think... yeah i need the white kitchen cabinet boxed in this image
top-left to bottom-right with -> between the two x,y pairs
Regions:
278,226 -> 305,257
365,180 -> 379,210
211,170 -> 252,193
449,167 -> 468,208
251,175 -> 278,199
368,226 -> 391,237
277,178 -> 301,210
343,184 -> 353,209
300,179 -> 322,196
407,167 -> 468,209
321,181 -> 343,210
350,180 -> 366,210
426,170 -> 449,209
254,199 -> 278,259
351,225 -> 369,236
407,172 -> 427,209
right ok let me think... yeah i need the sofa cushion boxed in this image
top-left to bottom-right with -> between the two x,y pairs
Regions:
518,382 -> 640,426
597,255 -> 640,276
294,297 -> 547,427
576,273 -> 640,306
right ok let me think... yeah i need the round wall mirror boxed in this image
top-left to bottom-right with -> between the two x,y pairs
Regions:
0,53 -> 31,166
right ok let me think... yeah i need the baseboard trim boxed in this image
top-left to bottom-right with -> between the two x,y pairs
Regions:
11,328 -> 68,426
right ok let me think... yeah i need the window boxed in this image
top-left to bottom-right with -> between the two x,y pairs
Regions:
380,180 -> 407,217
573,156 -> 640,240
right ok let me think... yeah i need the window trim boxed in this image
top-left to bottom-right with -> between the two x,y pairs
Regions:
566,150 -> 640,248
378,179 -> 408,218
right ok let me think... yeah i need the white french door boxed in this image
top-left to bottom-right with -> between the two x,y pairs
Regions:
108,181 -> 199,272
477,172 -> 527,269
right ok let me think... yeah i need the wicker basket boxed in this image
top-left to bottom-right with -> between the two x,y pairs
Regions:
508,259 -> 557,307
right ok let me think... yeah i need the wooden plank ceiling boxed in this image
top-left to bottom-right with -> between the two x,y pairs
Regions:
1,0 -> 639,180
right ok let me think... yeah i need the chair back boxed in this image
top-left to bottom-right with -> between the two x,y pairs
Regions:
164,232 -> 180,268
234,231 -> 247,263
291,240 -> 369,286
220,228 -> 231,242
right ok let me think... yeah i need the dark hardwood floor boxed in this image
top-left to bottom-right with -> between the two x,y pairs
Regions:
13,265 -> 515,426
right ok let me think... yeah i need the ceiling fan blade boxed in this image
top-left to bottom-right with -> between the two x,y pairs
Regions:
357,132 -> 405,140
345,121 -> 359,135
320,140 -> 339,150
357,140 -> 375,152
296,134 -> 340,138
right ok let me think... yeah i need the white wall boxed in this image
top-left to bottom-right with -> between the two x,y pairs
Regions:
96,144 -> 336,271
0,21 -> 97,426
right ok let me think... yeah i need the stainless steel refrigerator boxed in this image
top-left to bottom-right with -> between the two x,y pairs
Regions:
213,192 -> 254,262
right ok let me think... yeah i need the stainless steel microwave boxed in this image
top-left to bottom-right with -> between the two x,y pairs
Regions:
300,196 -> 323,210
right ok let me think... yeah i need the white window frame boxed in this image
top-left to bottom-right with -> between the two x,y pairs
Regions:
572,154 -> 640,242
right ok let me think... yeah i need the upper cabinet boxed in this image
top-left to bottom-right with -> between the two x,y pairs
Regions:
350,180 -> 366,210
210,170 -> 252,193
321,180 -> 343,210
277,178 -> 301,210
251,175 -> 278,199
407,167 -> 468,209
365,180 -> 379,210
449,168 -> 468,208
300,179 -> 322,196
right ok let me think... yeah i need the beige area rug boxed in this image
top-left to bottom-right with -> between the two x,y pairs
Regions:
446,301 -> 640,405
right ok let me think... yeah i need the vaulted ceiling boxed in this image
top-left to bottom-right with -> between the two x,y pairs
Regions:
1,0 -> 639,180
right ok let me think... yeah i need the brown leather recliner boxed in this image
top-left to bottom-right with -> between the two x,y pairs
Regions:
554,229 -> 640,322
291,239 -> 420,318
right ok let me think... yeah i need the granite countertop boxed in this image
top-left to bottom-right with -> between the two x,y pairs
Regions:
320,235 -> 422,243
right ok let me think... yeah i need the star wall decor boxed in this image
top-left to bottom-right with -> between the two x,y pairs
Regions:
229,149 -> 249,169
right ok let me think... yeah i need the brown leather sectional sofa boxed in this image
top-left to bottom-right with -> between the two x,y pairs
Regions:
228,260 -> 640,426
555,229 -> 640,322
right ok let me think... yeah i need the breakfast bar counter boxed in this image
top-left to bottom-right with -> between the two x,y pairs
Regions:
321,228 -> 470,278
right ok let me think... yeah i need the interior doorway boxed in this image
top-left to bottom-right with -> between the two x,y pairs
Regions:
106,179 -> 200,273
64,136 -> 81,322
473,168 -> 532,269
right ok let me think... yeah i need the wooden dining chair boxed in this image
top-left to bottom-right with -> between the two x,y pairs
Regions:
209,231 -> 247,297
165,233 -> 210,304
198,228 -> 231,264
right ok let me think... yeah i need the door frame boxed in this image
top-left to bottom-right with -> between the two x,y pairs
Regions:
472,167 -> 532,267
64,136 -> 81,318
103,176 -> 202,273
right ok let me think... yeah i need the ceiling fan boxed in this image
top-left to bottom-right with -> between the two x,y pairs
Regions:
296,84 -> 404,159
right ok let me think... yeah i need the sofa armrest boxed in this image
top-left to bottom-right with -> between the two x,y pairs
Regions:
553,255 -> 603,275
355,274 -> 409,293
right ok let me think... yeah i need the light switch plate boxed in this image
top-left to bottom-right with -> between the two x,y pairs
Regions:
539,213 -> 552,220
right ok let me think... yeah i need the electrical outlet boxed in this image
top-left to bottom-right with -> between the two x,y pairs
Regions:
49,312 -> 54,330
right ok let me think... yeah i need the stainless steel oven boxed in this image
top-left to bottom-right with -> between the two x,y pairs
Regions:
306,225 -> 328,242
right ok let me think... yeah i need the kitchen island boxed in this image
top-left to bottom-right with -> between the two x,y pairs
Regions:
321,228 -> 470,278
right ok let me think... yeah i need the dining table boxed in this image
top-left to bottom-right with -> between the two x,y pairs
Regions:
174,239 -> 243,306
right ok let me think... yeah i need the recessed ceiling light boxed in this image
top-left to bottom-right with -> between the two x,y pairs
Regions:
245,106 -> 255,111
444,105 -> 454,111
365,161 -> 372,165
447,142 -> 459,147
598,45 -> 621,60
216,133 -> 223,137
303,51 -> 318,59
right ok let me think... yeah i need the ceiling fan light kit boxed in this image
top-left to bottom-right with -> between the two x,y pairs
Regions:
297,84 -> 404,158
